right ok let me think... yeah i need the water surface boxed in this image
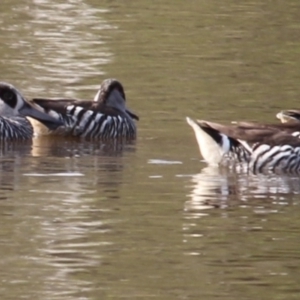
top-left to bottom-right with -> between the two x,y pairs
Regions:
0,0 -> 300,299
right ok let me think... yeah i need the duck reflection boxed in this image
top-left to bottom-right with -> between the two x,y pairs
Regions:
17,136 -> 136,299
0,140 -> 32,197
0,134 -> 135,297
27,135 -> 137,193
31,135 -> 135,158
185,165 -> 300,217
26,138 -> 135,299
185,166 -> 238,213
0,135 -> 135,199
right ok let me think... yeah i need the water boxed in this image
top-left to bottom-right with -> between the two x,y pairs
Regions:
1,0 -> 300,299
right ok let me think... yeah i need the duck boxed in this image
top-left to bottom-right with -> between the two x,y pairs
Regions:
29,78 -> 139,139
276,110 -> 300,124
186,117 -> 300,173
0,82 -> 63,140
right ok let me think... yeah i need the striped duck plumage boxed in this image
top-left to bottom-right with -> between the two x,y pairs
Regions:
0,82 -> 63,140
186,117 -> 300,173
30,78 -> 139,139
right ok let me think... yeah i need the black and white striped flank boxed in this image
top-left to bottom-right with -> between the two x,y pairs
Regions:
224,138 -> 251,163
0,117 -> 33,140
60,105 -> 136,139
250,144 -> 300,173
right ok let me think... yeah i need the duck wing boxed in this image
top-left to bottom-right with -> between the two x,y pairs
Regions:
31,98 -> 96,114
201,120 -> 300,145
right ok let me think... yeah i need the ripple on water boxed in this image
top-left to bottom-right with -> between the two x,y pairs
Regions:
2,0 -> 115,96
30,189 -> 118,299
184,166 -> 300,216
23,172 -> 84,177
148,159 -> 183,165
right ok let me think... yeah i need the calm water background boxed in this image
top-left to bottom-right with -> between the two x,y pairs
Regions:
0,0 -> 300,299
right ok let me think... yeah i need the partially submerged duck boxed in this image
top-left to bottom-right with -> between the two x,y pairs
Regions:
0,82 -> 62,140
186,117 -> 300,173
30,78 -> 139,139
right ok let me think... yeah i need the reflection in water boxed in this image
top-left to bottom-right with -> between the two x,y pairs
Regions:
0,0 -> 115,96
183,166 -> 300,299
2,0 -> 300,298
29,165 -> 121,298
29,0 -> 114,92
0,135 -> 135,299
34,191 -> 108,299
26,137 -> 134,298
185,166 -> 300,217
31,136 -> 135,158
185,167 -> 233,214
30,136 -> 136,188
0,140 -> 32,197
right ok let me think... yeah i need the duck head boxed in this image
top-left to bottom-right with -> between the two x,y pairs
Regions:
0,82 -> 63,130
93,78 -> 139,120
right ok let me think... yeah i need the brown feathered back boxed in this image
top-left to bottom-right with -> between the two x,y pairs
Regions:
197,120 -> 300,147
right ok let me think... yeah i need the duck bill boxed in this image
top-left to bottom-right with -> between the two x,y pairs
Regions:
19,103 -> 63,130
106,89 -> 139,121
126,108 -> 139,121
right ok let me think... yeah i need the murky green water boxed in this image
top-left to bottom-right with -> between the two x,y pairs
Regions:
1,0 -> 300,299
